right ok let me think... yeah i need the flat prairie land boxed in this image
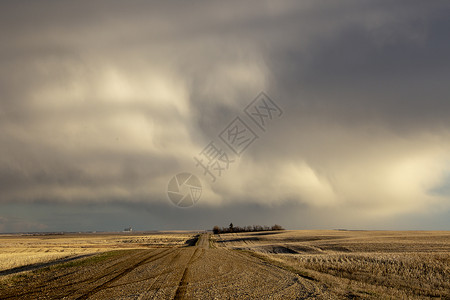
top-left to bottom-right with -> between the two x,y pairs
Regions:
0,230 -> 448,299
215,230 -> 450,299
0,232 -> 195,273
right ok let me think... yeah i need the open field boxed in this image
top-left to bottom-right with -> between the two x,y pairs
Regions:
0,232 -> 196,273
215,230 -> 450,299
0,230 -> 449,299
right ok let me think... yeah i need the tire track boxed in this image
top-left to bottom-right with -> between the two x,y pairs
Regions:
75,248 -> 172,300
138,248 -> 183,299
89,248 -> 175,291
173,247 -> 201,300
53,250 -> 158,299
0,251 -> 154,300
141,234 -> 205,299
0,234 -> 325,299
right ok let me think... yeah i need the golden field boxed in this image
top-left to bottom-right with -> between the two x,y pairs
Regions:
0,230 -> 448,299
214,230 -> 450,299
0,232 -> 195,272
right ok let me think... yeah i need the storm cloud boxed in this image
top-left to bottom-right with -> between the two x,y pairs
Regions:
1,1 -> 449,231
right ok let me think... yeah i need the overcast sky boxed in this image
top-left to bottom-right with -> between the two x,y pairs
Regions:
1,1 -> 450,232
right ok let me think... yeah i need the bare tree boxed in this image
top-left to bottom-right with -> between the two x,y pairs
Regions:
212,224 -> 285,234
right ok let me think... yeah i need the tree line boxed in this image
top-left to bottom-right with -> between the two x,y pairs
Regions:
212,223 -> 284,234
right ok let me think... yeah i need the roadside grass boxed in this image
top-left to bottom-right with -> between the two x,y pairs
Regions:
185,235 -> 200,247
209,236 -> 216,249
46,249 -> 128,270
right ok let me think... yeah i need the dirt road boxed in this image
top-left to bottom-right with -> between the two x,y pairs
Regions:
0,234 -> 323,299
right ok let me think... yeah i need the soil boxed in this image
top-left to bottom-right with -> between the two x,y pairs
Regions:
0,234 -> 325,299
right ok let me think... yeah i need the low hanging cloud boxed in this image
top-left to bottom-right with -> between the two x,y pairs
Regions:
0,216 -> 48,233
0,0 -> 449,229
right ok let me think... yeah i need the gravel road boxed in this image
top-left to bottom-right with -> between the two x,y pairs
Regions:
0,234 -> 325,299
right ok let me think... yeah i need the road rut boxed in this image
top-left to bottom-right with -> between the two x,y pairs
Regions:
0,234 -> 323,299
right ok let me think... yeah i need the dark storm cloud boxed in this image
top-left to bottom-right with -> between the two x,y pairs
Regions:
0,1 -> 449,231
268,1 -> 450,128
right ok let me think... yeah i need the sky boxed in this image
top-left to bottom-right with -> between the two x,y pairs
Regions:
1,1 -> 450,232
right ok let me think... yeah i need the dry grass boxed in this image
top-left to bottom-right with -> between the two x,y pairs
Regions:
267,252 -> 450,299
216,230 -> 450,299
1,230 -> 448,298
0,232 -> 194,272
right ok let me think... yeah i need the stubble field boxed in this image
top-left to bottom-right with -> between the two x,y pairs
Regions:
0,232 -> 195,273
0,230 -> 448,299
215,230 -> 450,299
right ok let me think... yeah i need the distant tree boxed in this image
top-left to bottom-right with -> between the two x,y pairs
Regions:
213,225 -> 220,234
272,224 -> 284,231
253,225 -> 262,232
212,223 -> 285,234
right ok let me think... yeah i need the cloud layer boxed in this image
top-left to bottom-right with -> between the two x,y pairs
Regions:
1,1 -> 449,231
